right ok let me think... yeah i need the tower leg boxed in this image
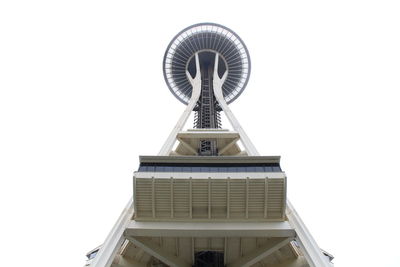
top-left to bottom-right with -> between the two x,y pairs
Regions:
90,199 -> 134,267
159,53 -> 202,156
213,52 -> 331,267
286,201 -> 332,267
212,53 -> 259,156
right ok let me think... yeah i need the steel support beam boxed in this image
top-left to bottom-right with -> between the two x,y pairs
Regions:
286,200 -> 331,267
91,198 -> 135,267
228,237 -> 293,267
159,53 -> 202,156
219,137 -> 239,155
125,236 -> 191,267
125,221 -> 295,238
177,137 -> 198,155
213,53 -> 259,156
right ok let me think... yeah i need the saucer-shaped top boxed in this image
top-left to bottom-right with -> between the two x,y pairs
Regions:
163,23 -> 251,105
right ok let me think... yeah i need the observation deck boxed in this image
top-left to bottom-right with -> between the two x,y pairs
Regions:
163,23 -> 250,105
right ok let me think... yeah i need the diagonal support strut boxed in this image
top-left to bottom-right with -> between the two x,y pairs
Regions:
125,236 -> 191,267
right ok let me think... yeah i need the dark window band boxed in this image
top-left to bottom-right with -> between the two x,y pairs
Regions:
138,163 -> 281,173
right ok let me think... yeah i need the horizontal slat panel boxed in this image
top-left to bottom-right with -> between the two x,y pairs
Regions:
135,176 -> 285,220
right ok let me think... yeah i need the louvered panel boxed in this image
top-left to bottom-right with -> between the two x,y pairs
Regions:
173,179 -> 190,218
229,179 -> 246,218
192,179 -> 209,218
155,179 -> 171,218
211,179 -> 227,218
267,179 -> 285,219
248,179 -> 265,218
135,179 -> 152,218
135,176 -> 285,221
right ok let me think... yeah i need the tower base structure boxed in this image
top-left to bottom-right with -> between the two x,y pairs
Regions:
88,131 -> 333,267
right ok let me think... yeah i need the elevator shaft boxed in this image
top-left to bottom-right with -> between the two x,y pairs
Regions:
194,62 -> 221,156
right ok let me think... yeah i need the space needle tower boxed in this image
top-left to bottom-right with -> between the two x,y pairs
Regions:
88,23 -> 333,267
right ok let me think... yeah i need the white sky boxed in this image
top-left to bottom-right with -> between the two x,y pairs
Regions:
1,1 -> 399,266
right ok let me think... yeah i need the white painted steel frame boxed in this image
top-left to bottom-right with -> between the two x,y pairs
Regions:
286,200 -> 331,267
126,221 -> 295,237
90,198 -> 134,267
212,53 -> 260,156
90,52 -> 331,267
126,236 -> 191,267
158,53 -> 202,156
228,237 -> 294,267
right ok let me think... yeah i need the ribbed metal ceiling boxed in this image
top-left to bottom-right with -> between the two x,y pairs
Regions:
163,23 -> 251,105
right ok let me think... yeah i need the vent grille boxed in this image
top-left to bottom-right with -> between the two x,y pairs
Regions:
135,177 -> 285,221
